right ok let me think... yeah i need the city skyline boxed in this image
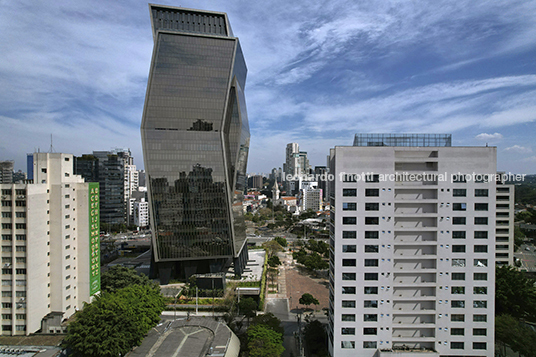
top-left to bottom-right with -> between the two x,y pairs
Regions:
1,0 -> 536,174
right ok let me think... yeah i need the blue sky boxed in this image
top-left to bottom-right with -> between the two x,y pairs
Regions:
1,0 -> 535,174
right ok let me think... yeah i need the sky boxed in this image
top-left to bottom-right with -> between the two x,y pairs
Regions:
1,0 -> 536,174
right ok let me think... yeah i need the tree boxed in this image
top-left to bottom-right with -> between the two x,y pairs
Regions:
268,256 -> 281,267
299,293 -> 319,310
304,319 -> 328,357
247,324 -> 285,357
273,236 -> 287,247
496,314 -> 536,356
101,265 -> 154,293
239,297 -> 258,326
64,284 -> 165,357
298,252 -> 328,271
262,240 -> 283,258
267,267 -> 278,287
496,265 -> 536,322
251,312 -> 284,336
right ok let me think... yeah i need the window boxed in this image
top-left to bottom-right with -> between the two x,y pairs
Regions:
472,287 -> 487,296
364,231 -> 379,239
364,287 -> 378,294
451,314 -> 465,322
364,259 -> 378,267
15,269 -> 26,275
15,212 -> 25,218
364,273 -> 378,281
474,231 -> 488,239
451,342 -> 464,349
473,315 -> 487,322
15,246 -> 25,252
342,300 -> 356,308
452,258 -> 466,267
473,342 -> 487,350
342,189 -> 357,197
364,300 -> 378,308
451,300 -> 465,308
473,328 -> 487,336
343,217 -> 357,225
342,273 -> 356,280
364,245 -> 379,253
453,189 -> 466,197
452,245 -> 466,253
342,231 -> 356,239
365,203 -> 379,211
16,235 -> 26,241
452,287 -> 465,294
2,303 -> 12,308
341,341 -> 355,349
451,328 -> 464,336
452,231 -> 466,239
474,259 -> 488,267
473,300 -> 487,308
365,217 -> 379,225
475,189 -> 488,196
453,217 -> 466,225
474,245 -> 488,253
474,203 -> 488,211
2,269 -> 12,275
342,259 -> 356,267
1,224 -> 12,229
15,314 -> 25,320
1,201 -> 12,207
1,212 -> 11,218
363,328 -> 377,335
452,273 -> 465,281
342,202 -> 357,211
2,235 -> 11,241
363,341 -> 377,349
341,327 -> 355,335
15,223 -> 26,229
453,203 -> 466,211
474,273 -> 487,281
2,246 -> 12,252
15,201 -> 25,207
474,217 -> 488,225
365,189 -> 379,197
341,314 -> 355,321
363,314 -> 377,321
365,174 -> 380,182
1,314 -> 10,319
342,245 -> 356,253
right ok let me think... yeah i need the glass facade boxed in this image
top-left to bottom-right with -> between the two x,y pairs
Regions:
353,133 -> 452,147
141,5 -> 249,279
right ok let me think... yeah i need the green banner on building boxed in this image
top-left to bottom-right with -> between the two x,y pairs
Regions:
89,182 -> 101,295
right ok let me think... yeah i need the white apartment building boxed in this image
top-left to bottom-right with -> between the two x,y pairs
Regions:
495,178 -> 514,266
328,134 -> 495,357
301,188 -> 323,212
134,198 -> 149,228
0,153 -> 99,335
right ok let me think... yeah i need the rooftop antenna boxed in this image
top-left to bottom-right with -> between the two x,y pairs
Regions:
49,134 -> 55,153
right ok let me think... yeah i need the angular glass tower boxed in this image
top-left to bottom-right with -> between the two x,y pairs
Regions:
141,4 -> 250,283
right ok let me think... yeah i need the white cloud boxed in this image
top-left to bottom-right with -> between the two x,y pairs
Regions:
475,133 -> 503,141
521,156 -> 536,163
505,145 -> 533,154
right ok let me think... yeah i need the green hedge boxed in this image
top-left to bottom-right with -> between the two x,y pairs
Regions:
258,252 -> 268,310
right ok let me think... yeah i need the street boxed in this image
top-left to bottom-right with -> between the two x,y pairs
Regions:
514,243 -> 536,272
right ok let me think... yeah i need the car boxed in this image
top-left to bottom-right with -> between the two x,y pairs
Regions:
526,247 -> 531,251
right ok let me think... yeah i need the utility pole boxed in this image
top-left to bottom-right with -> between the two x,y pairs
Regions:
196,287 -> 198,315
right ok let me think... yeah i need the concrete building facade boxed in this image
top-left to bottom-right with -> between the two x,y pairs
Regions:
328,134 -> 495,357
0,153 -> 98,335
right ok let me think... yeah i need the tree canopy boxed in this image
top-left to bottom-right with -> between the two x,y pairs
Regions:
304,319 -> 328,357
268,256 -> 281,267
250,312 -> 284,336
247,324 -> 285,357
262,240 -> 284,258
273,236 -> 287,247
299,293 -> 319,308
496,265 -> 536,321
101,265 -> 154,293
64,284 -> 165,357
496,314 -> 536,357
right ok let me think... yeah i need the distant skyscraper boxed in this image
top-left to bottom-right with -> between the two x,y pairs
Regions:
329,134 -> 495,357
75,149 -> 133,225
0,161 -> 14,183
141,4 -> 250,282
284,143 -> 310,192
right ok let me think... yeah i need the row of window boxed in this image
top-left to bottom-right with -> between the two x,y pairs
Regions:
341,341 -> 488,350
1,223 -> 26,229
341,299 -> 487,309
340,285 -> 486,295
2,235 -> 26,241
0,189 -> 26,196
1,212 -> 26,218
340,313 -> 487,322
0,201 -> 26,207
1,246 -> 26,252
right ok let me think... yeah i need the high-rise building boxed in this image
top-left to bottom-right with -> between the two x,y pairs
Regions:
315,166 -> 328,201
284,143 -> 310,193
0,161 -> 14,184
75,149 -> 134,225
495,175 -> 514,266
0,153 -> 99,335
328,134 -> 495,357
248,175 -> 263,190
140,4 -> 250,282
